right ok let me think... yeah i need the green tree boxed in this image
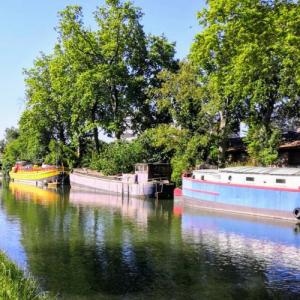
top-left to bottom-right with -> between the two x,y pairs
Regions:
138,125 -> 212,184
22,51 -> 74,162
3,127 -> 19,144
154,61 -> 207,134
57,1 -> 177,143
0,127 -> 19,153
90,140 -> 146,175
191,0 -> 300,165
57,6 -> 104,153
1,138 -> 24,173
0,140 -> 5,154
0,127 -> 21,172
131,34 -> 178,133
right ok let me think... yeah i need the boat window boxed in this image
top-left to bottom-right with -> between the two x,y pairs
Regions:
201,175 -> 205,180
276,178 -> 286,184
246,177 -> 254,182
136,165 -> 148,172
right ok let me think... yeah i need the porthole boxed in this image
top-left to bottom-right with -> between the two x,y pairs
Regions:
246,177 -> 254,182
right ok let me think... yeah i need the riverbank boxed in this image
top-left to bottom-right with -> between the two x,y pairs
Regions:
0,252 -> 50,299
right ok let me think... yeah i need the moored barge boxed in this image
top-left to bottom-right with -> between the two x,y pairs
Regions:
70,163 -> 175,199
178,167 -> 300,221
9,161 -> 68,187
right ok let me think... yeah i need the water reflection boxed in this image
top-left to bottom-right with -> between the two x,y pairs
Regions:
69,186 -> 155,228
1,183 -> 300,299
9,182 -> 60,205
180,206 -> 300,294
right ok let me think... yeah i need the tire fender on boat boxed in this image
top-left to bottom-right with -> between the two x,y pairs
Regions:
293,208 -> 300,219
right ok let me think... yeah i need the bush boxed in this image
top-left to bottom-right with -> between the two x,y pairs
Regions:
1,139 -> 24,174
244,126 -> 281,166
88,125 -> 217,186
89,140 -> 146,175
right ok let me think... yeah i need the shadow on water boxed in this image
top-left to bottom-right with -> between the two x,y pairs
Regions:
1,182 -> 300,299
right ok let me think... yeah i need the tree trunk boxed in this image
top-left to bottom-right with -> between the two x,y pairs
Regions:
58,124 -> 66,145
111,85 -> 123,140
115,130 -> 122,140
93,127 -> 100,154
77,136 -> 84,161
218,110 -> 228,167
91,102 -> 100,154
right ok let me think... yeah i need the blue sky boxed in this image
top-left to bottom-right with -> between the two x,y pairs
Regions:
0,0 -> 205,138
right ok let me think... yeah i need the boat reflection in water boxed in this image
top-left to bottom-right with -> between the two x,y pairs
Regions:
69,186 -> 157,229
9,182 -> 60,205
2,185 -> 300,298
176,200 -> 300,294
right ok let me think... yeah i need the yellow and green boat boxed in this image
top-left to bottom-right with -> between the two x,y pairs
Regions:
9,162 -> 68,186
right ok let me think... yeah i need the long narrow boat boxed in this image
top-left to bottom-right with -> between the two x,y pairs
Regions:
177,167 -> 300,221
70,163 -> 175,199
9,162 -> 68,187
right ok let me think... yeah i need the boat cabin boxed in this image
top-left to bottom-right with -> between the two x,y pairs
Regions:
15,161 -> 31,167
192,167 -> 300,189
135,163 -> 172,183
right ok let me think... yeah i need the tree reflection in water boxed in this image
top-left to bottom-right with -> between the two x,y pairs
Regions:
1,183 -> 300,299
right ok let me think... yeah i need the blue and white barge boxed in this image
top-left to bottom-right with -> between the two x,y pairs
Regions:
180,167 -> 300,221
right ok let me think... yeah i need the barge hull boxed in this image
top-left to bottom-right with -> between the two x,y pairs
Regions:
182,177 -> 300,221
179,196 -> 295,221
70,172 -> 156,198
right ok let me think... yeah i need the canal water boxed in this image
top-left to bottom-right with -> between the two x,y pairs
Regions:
1,182 -> 300,299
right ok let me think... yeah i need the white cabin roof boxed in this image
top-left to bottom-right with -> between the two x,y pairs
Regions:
220,167 -> 300,176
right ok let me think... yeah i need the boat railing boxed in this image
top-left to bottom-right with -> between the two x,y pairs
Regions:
13,166 -> 65,173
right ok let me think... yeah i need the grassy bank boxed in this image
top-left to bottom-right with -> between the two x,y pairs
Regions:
0,252 -> 50,299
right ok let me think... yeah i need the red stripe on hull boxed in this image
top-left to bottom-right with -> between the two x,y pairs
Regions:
184,187 -> 220,196
183,177 -> 300,193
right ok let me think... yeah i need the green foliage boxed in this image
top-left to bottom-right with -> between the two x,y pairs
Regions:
154,61 -> 210,134
170,155 -> 190,186
189,0 -> 300,164
10,0 -> 177,168
244,126 -> 281,166
4,0 -> 300,185
170,134 -> 212,185
90,140 -> 146,175
44,140 -> 77,169
1,129 -> 28,173
0,140 -> 5,154
88,125 -> 213,184
0,127 -> 19,155
1,140 -> 23,173
57,1 -> 177,141
3,127 -> 19,145
0,252 -> 51,299
138,126 -> 213,185
142,125 -> 190,160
